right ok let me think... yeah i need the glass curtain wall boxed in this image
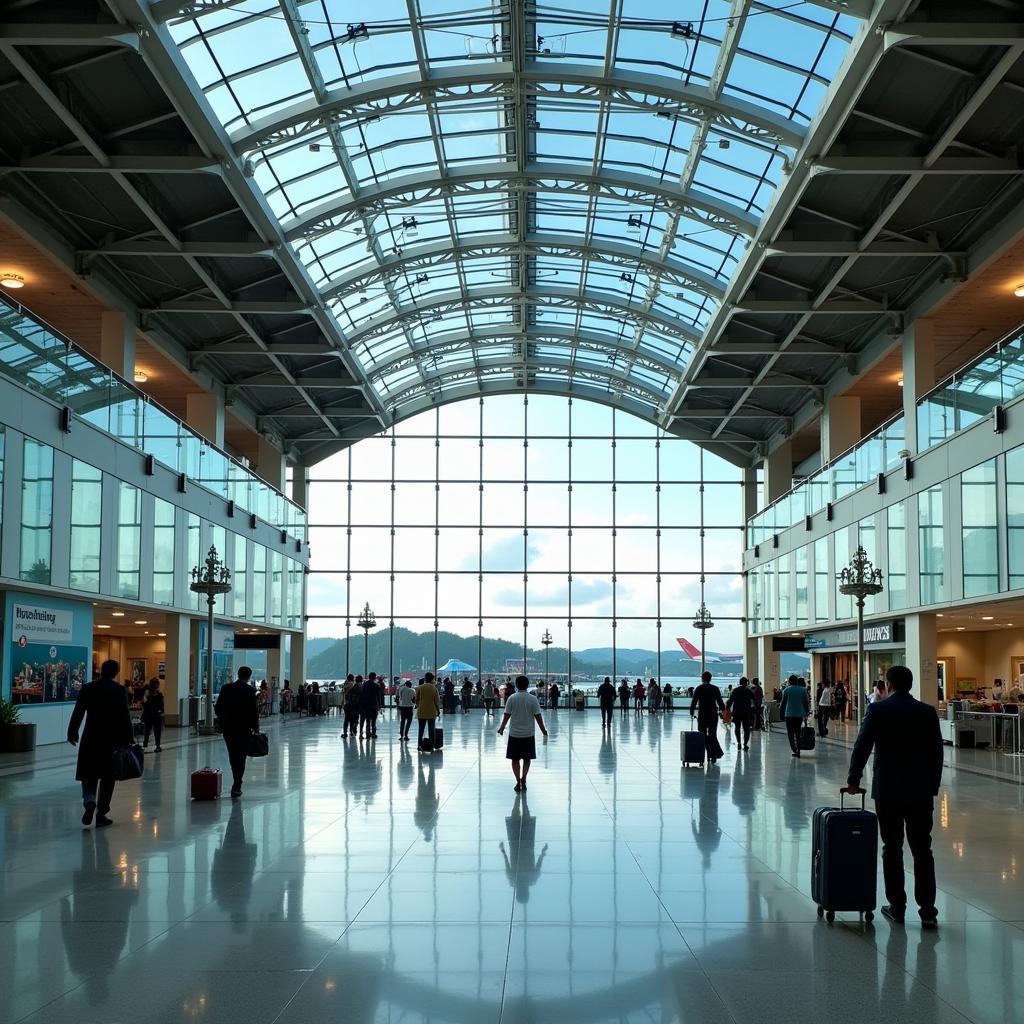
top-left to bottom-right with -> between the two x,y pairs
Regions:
962,459 -> 998,597
306,396 -> 744,682
69,460 -> 102,591
116,482 -> 142,599
919,486 -> 945,605
153,498 -> 175,606
20,438 -> 53,583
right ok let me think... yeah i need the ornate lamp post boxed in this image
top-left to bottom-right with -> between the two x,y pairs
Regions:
357,602 -> 376,677
190,546 -> 231,734
838,546 -> 884,725
541,628 -> 553,704
692,602 -> 714,676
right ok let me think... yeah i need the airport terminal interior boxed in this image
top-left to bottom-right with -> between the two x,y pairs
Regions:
3,1 -> 1024,1021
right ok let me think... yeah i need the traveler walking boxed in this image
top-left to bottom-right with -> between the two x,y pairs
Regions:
780,675 -> 810,757
648,679 -> 661,715
397,678 -> 415,741
633,678 -> 646,714
548,681 -> 560,710
358,672 -> 381,737
215,665 -> 260,798
341,675 -> 360,736
844,665 -> 943,929
750,677 -> 765,729
726,677 -> 754,750
834,680 -> 848,722
67,659 -> 134,827
597,676 -> 616,729
443,677 -> 456,716
142,678 -> 164,751
816,682 -> 833,737
618,678 -> 630,715
690,670 -> 726,763
498,675 -> 548,791
461,678 -> 474,714
416,672 -> 441,753
483,678 -> 496,716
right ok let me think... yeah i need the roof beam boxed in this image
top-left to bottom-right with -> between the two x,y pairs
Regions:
812,155 -> 1024,175
675,407 -> 788,420
145,299 -> 312,315
2,155 -> 221,174
733,299 -> 893,314
196,341 -> 335,356
231,63 -> 805,154
706,340 -> 842,356
236,374 -> 361,390
319,232 -> 725,304
764,239 -> 961,257
282,162 -> 760,242
80,239 -> 277,258
0,23 -> 140,48
884,22 -> 1024,49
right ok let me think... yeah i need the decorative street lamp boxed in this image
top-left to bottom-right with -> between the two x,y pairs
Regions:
190,545 -> 232,734
838,546 -> 884,725
692,602 -> 714,676
541,628 -> 553,692
357,601 -> 376,677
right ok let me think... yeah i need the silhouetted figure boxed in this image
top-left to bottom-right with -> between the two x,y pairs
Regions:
215,665 -> 259,798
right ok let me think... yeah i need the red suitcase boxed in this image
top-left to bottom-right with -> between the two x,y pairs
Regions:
191,767 -> 222,800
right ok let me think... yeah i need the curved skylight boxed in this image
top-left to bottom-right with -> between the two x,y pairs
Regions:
169,1 -> 860,423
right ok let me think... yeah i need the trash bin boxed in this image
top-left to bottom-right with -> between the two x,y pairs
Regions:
574,691 -> 586,711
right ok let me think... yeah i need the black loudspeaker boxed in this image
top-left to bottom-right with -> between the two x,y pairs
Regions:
994,405 -> 1006,433
805,515 -> 813,532
772,534 -> 779,548
227,500 -> 235,517
177,472 -> 187,493
877,473 -> 886,494
60,406 -> 72,433
826,502 -> 834,521
249,513 -> 257,529
904,458 -> 914,481
144,454 -> 155,476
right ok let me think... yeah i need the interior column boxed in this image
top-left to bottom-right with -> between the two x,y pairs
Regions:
905,612 -> 939,706
763,441 -> 793,506
902,319 -> 936,455
821,395 -> 862,463
99,310 -> 136,379
757,635 -> 781,694
290,630 -> 306,689
162,613 -> 193,727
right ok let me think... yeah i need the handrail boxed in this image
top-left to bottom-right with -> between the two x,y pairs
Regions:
0,293 -> 305,532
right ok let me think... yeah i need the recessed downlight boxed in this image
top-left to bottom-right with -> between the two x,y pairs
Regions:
96,624 -> 111,629
134,620 -> 148,625
111,610 -> 125,617
0,273 -> 25,289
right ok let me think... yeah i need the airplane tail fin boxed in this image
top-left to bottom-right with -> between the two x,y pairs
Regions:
676,637 -> 702,660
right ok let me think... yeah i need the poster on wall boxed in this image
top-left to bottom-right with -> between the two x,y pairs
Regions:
196,624 -> 235,697
10,642 -> 88,704
129,659 -> 148,686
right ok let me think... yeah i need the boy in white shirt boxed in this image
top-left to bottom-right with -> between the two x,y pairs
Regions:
498,675 -> 548,792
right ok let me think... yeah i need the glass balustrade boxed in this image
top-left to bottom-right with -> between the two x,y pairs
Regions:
0,296 -> 307,537
747,324 -> 1024,547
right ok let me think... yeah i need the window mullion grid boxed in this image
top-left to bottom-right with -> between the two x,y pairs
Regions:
656,428 -> 662,684
611,407 -> 617,682
389,423 -> 397,687
522,395 -> 529,670
433,406 -> 440,675
478,397 -> 484,694
345,445 -> 353,676
567,397 -> 573,707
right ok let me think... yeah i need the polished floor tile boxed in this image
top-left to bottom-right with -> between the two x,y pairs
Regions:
1,709 -> 1021,1022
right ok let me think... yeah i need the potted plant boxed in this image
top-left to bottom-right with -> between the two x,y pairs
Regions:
0,697 -> 37,753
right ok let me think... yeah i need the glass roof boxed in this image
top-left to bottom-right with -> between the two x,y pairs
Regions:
170,1 -> 860,424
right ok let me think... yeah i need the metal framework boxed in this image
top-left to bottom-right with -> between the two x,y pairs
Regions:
0,1 -> 1020,469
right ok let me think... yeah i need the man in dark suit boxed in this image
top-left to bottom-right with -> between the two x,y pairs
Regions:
215,665 -> 259,798
844,664 -> 943,928
68,659 -> 134,827
690,670 -> 726,763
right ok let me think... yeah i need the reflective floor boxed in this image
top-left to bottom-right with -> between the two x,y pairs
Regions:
3,708 -> 1024,1023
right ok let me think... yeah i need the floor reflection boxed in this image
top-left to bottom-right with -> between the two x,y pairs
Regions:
501,793 -> 548,904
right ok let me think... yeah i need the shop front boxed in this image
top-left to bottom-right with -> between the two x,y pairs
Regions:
805,620 -> 907,704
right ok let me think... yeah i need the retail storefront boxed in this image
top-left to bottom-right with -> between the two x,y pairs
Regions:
805,620 -> 907,697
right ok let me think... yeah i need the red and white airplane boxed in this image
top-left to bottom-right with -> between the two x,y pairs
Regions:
676,638 -> 743,666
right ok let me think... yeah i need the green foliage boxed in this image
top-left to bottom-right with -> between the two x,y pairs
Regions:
0,697 -> 22,726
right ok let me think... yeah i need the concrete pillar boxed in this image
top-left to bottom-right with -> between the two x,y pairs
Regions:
741,467 -> 758,523
162,613 -> 193,726
185,391 -> 225,449
757,635 -> 781,694
290,630 -> 306,688
902,319 -> 936,454
291,462 -> 308,511
763,441 -> 793,506
821,395 -> 862,463
905,612 -> 939,707
266,634 -> 283,688
100,310 -> 136,380
744,632 -> 758,681
256,435 -> 286,492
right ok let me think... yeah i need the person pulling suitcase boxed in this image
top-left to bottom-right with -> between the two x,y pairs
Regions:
843,665 -> 943,929
689,671 -> 725,764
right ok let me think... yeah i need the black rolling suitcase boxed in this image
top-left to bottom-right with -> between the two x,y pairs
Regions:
812,790 -> 878,923
432,727 -> 444,750
680,731 -> 704,766
799,723 -> 816,750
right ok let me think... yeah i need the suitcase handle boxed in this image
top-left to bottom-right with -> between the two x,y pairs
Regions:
840,789 -> 865,810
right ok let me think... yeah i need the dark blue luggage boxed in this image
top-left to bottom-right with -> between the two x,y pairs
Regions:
812,790 -> 878,923
680,731 -> 704,766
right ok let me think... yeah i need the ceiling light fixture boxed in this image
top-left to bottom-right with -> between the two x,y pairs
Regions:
96,624 -> 111,629
0,273 -> 25,289
897,376 -> 904,388
134,370 -> 148,384
134,620 -> 148,625
982,616 -> 994,621
1015,284 -> 1024,298
956,627 -> 966,631
111,610 -> 125,617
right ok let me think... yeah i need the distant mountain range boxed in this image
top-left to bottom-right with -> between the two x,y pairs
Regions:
305,627 -> 808,680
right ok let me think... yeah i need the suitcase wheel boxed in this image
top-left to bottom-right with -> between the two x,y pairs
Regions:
825,910 -> 835,923
816,906 -> 824,918
864,911 -> 874,922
